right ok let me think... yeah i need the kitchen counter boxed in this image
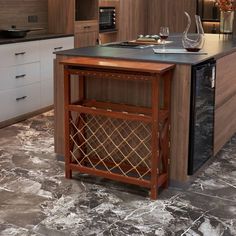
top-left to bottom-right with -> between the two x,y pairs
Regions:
54,33 -> 236,184
55,34 -> 236,65
0,33 -> 74,45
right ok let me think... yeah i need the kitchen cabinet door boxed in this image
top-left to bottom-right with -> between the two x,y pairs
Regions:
117,0 -> 147,41
147,0 -> 196,34
74,31 -> 99,48
0,41 -> 40,67
48,0 -> 74,34
39,36 -> 74,107
74,20 -> 99,47
0,83 -> 41,123
0,62 -> 40,91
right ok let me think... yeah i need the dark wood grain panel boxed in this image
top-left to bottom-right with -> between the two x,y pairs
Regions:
147,0 -> 197,34
215,51 -> 236,108
169,64 -> 192,182
214,52 -> 236,155
214,94 -> 236,155
117,0 -> 147,41
60,57 -> 175,73
0,0 -> 48,34
54,55 -> 80,154
48,0 -> 74,34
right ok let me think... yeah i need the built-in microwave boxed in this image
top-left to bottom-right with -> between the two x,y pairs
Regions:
99,7 -> 116,32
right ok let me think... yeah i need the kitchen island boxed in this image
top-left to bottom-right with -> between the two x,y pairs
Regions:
54,34 -> 236,184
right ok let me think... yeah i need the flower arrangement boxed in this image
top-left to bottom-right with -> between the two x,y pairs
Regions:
215,0 -> 236,11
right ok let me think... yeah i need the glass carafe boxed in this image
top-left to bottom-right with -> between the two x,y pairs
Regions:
182,11 -> 205,52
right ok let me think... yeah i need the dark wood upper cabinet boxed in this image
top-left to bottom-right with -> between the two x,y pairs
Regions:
148,0 -> 197,34
48,0 -> 75,34
75,0 -> 99,21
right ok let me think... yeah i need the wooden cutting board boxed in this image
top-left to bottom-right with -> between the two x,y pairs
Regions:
129,39 -> 173,45
128,39 -> 161,45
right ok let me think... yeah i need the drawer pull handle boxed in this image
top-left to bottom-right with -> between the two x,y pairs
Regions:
54,46 -> 63,50
15,52 -> 26,56
84,26 -> 91,29
16,96 -> 27,101
15,74 -> 26,79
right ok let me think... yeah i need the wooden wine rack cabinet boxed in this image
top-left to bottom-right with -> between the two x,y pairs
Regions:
61,57 -> 175,199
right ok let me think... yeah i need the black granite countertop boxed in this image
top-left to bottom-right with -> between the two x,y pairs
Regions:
0,33 -> 74,45
55,34 -> 236,65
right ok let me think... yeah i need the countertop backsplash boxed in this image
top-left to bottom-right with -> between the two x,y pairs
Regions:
0,0 -> 48,33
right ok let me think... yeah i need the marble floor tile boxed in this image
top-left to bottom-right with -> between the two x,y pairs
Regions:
0,111 -> 235,236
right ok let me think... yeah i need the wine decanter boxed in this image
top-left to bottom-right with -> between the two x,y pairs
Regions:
182,11 -> 205,52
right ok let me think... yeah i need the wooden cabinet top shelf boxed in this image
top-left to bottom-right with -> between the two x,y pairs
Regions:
75,0 -> 99,21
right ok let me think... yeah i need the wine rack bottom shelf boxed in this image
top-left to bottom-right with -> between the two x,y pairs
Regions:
65,107 -> 170,199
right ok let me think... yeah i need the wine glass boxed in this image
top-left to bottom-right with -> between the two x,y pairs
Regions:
159,26 -> 169,51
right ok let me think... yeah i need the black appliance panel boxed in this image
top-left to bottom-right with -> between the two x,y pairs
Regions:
99,7 -> 116,32
188,59 -> 216,175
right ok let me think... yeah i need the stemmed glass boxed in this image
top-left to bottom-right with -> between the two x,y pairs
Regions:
159,26 -> 169,51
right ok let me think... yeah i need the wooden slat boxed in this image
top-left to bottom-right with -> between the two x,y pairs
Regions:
61,57 -> 175,74
82,99 -> 153,115
70,163 -> 167,190
75,155 -> 151,176
66,68 -> 155,81
67,104 -> 152,123
81,100 -> 169,122
70,163 -> 151,188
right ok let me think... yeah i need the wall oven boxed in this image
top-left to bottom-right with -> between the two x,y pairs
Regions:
99,7 -> 116,32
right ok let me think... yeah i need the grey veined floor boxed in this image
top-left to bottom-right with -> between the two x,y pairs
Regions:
0,111 -> 235,236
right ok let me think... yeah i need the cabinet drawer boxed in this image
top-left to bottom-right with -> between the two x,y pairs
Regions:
0,83 -> 41,122
40,37 -> 74,81
0,62 -> 40,91
75,20 -> 98,32
0,41 -> 40,67
40,37 -> 74,59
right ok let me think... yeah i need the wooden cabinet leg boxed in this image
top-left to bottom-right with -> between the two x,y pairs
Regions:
64,69 -> 72,179
150,77 -> 160,200
150,184 -> 158,200
65,168 -> 72,179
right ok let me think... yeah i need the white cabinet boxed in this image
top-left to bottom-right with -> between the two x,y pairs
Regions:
0,41 -> 41,123
0,62 -> 40,91
39,37 -> 74,107
0,41 -> 40,67
0,36 -> 74,124
0,83 -> 41,122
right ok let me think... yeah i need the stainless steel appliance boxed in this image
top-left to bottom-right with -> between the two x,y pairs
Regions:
188,59 -> 216,175
99,7 -> 116,32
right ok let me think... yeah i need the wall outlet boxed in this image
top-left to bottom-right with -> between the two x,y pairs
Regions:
28,15 -> 38,23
